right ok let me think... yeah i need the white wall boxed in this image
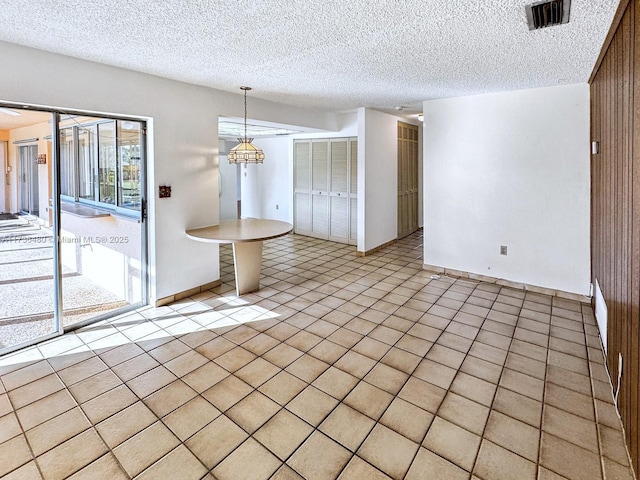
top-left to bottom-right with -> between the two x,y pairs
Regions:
423,84 -> 591,295
358,108 -> 399,252
240,138 -> 292,222
218,140 -> 238,221
0,41 -> 338,301
234,112 -> 360,223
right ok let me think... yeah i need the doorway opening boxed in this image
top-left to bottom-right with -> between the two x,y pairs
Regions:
397,121 -> 419,239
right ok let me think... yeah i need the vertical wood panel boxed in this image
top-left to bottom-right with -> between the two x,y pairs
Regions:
631,0 -> 640,467
591,0 -> 640,472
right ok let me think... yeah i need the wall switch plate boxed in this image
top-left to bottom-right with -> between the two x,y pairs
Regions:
500,245 -> 507,255
159,185 -> 171,198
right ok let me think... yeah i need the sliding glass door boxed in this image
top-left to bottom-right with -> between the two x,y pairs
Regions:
0,106 -> 147,355
58,115 -> 146,329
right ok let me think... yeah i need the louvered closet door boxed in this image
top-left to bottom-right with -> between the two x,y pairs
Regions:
294,141 -> 311,234
311,141 -> 329,238
349,139 -> 358,245
329,140 -> 349,242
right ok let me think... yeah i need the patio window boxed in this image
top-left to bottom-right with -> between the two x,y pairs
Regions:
60,118 -> 142,213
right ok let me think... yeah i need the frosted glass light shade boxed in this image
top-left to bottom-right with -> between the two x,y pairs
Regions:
228,137 -> 265,164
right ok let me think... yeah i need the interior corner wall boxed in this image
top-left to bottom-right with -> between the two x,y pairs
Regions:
357,108 -> 400,253
423,84 -> 591,295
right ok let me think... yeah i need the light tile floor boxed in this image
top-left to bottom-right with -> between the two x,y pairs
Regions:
0,231 -> 635,479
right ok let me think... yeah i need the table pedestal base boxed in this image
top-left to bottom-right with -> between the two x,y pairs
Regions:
232,241 -> 263,295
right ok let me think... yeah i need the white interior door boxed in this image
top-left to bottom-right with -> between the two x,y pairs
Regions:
329,140 -> 349,242
294,141 -> 311,234
311,141 -> 329,238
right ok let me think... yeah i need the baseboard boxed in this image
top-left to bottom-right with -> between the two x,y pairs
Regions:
155,279 -> 222,307
357,238 -> 398,257
422,263 -> 591,304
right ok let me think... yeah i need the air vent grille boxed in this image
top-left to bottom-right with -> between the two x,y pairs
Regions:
525,0 -> 570,30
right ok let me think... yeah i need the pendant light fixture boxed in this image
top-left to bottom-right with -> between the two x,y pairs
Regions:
228,86 -> 265,165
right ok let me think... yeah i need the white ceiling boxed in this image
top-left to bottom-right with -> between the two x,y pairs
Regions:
0,1 -> 619,113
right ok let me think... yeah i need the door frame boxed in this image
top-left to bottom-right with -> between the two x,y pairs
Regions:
0,104 -> 149,356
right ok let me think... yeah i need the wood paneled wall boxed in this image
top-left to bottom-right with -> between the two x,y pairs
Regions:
590,0 -> 640,472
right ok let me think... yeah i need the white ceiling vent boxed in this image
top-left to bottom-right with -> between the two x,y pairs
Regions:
525,0 -> 571,30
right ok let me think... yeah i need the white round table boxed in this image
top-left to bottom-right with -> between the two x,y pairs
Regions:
186,219 -> 293,295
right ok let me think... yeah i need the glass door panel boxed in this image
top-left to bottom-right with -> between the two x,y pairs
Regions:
0,111 -> 60,355
60,117 -> 145,329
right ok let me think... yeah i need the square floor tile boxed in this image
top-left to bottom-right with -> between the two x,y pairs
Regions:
163,396 -> 220,441
0,435 -> 33,477
254,409 -> 313,460
344,381 -> 394,420
113,421 -> 179,477
36,428 -> 108,480
67,370 -> 122,405
364,363 -> 408,395
213,438 -> 281,480
126,365 -> 177,398
95,401 -> 157,448
405,447 -> 468,480
226,391 -> 280,433
263,343 -> 304,368
17,389 -> 78,430
285,355 -> 330,383
492,387 -> 542,428
214,347 -> 257,372
202,375 -> 253,411
66,453 -> 128,480
26,407 -> 91,456
423,416 -> 481,472
380,347 -> 422,373
413,359 -> 457,389
543,405 -> 599,454
338,456 -> 391,479
484,410 -> 539,462
235,358 -> 281,388
499,368 -> 544,402
135,445 -> 207,480
287,386 -> 338,426
540,432 -> 602,480
334,351 -> 376,378
182,361 -> 229,393
288,431 -> 351,480
380,397 -> 433,443
397,377 -> 446,414
450,371 -> 497,407
312,367 -> 358,400
258,371 -> 307,406
185,415 -> 248,468
80,384 -> 138,425
438,392 -> 490,435
319,403 -> 375,451
358,423 -> 419,479
9,374 -> 65,410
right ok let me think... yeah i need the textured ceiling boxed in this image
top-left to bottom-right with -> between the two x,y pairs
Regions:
0,0 -> 618,113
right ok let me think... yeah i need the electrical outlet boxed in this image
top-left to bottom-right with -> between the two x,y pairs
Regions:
500,245 -> 507,255
276,204 -> 279,210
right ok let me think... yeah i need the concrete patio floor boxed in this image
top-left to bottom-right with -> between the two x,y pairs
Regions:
0,215 -> 129,351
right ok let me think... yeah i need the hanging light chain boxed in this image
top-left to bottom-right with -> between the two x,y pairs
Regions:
243,87 -> 247,143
